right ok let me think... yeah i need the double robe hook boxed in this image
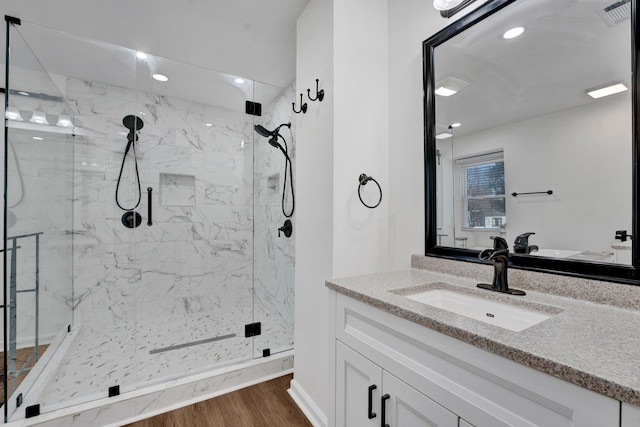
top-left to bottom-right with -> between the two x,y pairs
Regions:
293,79 -> 325,114
307,79 -> 324,102
292,93 -> 307,114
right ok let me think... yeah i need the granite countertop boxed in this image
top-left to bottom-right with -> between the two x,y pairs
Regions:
326,268 -> 640,407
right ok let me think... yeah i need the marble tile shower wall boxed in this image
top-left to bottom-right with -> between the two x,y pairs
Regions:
253,83 -> 295,357
6,75 -> 296,370
67,77 -> 257,339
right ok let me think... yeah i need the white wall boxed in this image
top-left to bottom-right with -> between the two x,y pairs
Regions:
293,0 -> 334,423
388,0 -> 449,270
333,0 -> 390,278
293,0 -> 504,423
294,0 -> 456,424
445,94 -> 631,253
294,0 -> 393,423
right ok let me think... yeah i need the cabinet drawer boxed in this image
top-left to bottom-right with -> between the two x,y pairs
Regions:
335,292 -> 618,427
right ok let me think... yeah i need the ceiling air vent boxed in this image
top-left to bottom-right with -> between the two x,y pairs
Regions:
596,0 -> 631,27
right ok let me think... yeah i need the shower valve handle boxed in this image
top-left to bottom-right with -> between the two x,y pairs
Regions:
278,220 -> 293,238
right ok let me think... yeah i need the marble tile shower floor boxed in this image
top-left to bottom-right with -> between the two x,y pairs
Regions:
37,310 -> 253,410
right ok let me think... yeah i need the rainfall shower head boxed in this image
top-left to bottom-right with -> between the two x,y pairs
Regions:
123,115 -> 145,143
123,115 -> 144,132
254,124 -> 273,138
253,122 -> 292,159
253,122 -> 290,138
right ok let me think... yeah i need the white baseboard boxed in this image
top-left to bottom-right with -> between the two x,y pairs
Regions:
288,379 -> 328,427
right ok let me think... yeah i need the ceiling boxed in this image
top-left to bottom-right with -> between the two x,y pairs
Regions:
434,0 -> 631,137
2,0 -> 309,90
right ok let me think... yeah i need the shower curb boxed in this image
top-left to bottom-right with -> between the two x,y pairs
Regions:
5,350 -> 294,427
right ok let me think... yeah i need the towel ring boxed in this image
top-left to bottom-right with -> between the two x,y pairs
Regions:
358,173 -> 382,209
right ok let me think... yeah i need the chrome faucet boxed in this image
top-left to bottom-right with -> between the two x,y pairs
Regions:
513,232 -> 539,254
477,236 -> 526,296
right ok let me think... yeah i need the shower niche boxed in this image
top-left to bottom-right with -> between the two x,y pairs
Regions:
159,173 -> 196,206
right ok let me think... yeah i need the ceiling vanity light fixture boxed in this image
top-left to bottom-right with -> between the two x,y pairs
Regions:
503,26 -> 525,39
5,106 -> 23,121
29,110 -> 49,125
435,0 -> 476,17
152,73 -> 169,82
586,82 -> 628,99
56,114 -> 73,127
436,132 -> 453,139
450,122 -> 461,128
433,0 -> 465,11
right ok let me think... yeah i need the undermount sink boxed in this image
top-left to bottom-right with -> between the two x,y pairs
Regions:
405,289 -> 552,332
529,249 -> 580,258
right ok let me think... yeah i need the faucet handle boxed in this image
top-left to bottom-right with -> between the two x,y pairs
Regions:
490,236 -> 509,250
514,232 -> 535,245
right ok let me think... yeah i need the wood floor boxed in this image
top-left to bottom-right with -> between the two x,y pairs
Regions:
1,344 -> 49,403
124,374 -> 312,427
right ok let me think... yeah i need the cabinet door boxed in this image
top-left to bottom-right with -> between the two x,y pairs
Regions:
382,371 -> 459,427
336,341 -> 382,427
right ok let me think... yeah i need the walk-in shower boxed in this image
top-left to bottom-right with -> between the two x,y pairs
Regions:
2,17 -> 295,424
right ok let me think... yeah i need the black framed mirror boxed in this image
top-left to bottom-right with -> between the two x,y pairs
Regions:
423,0 -> 640,284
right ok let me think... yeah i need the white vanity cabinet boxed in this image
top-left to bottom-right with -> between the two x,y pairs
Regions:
329,290 -> 621,427
336,341 -> 459,426
622,403 -> 640,426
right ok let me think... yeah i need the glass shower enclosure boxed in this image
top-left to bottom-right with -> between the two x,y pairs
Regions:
2,16 -> 294,422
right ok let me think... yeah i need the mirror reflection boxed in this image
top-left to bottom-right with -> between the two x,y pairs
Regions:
434,0 -> 632,264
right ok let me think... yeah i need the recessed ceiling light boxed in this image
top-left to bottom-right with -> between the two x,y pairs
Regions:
436,132 -> 453,139
586,83 -> 628,99
136,51 -> 148,60
450,122 -> 461,128
234,78 -> 245,84
32,136 -> 44,141
435,87 -> 457,97
503,27 -> 525,39
152,73 -> 169,82
205,123 -> 213,127
435,76 -> 469,97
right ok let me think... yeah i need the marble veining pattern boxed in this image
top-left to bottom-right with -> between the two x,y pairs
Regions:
6,72 -> 295,415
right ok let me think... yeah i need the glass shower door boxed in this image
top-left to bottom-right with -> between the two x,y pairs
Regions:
252,81 -> 296,359
3,19 -> 74,421
129,55 -> 258,385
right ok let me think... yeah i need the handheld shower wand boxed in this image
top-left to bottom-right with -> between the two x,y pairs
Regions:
116,115 -> 144,228
254,122 -> 295,217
